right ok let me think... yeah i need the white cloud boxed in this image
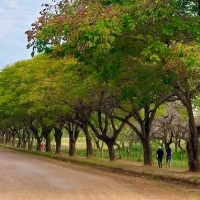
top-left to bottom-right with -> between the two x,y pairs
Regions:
0,7 -> 4,13
0,18 -> 13,40
4,0 -> 19,8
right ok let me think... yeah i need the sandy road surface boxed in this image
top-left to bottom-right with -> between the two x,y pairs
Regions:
0,149 -> 199,200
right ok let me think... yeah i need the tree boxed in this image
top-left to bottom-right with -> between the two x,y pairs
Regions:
53,120 -> 64,154
151,103 -> 188,152
164,43 -> 200,171
87,107 -> 128,161
26,0 -> 172,165
26,0 -> 200,171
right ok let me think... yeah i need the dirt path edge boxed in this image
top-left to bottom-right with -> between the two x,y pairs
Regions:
1,144 -> 199,188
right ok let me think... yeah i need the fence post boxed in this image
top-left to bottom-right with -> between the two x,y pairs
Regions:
181,152 -> 182,166
118,149 -> 121,159
101,148 -> 103,158
80,147 -> 82,155
131,149 -> 132,160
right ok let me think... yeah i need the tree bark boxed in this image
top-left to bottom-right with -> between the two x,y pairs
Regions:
42,125 -> 53,152
82,121 -> 93,158
11,136 -> 15,146
176,90 -> 199,171
22,129 -> 27,149
141,135 -> 152,165
28,122 -> 42,151
54,126 -> 63,155
175,137 -> 178,153
85,133 -> 93,158
45,133 -> 51,152
16,136 -> 22,148
36,137 -> 41,151
55,136 -> 62,155
0,131 -> 5,143
5,132 -> 11,145
87,110 -> 127,161
105,139 -> 116,161
69,132 -> 76,156
186,109 -> 199,171
27,131 -> 33,150
66,122 -> 79,157
172,81 -> 199,171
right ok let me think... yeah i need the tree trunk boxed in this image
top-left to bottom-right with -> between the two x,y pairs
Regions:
45,134 -> 51,152
22,129 -> 27,149
55,137 -> 62,155
187,131 -> 199,171
141,135 -> 153,166
54,128 -> 63,155
69,137 -> 76,156
42,125 -> 53,152
0,132 -> 5,143
17,137 -> 22,148
28,135 -> 34,150
22,140 -> 27,149
27,131 -> 32,150
82,122 -> 93,158
186,107 -> 199,171
36,137 -> 41,151
67,124 -> 79,157
5,133 -> 9,145
105,139 -> 116,161
174,87 -> 199,171
85,133 -> 93,158
175,137 -> 178,153
28,122 -> 42,151
90,131 -> 100,151
95,140 -> 101,151
11,136 -> 15,146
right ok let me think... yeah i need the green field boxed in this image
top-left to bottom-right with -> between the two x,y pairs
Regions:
49,138 -> 188,168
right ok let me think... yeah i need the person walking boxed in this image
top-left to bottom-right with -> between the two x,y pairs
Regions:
166,146 -> 172,168
156,146 -> 164,168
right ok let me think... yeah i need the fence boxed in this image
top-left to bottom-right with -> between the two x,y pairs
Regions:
50,144 -> 188,167
4,139 -> 188,168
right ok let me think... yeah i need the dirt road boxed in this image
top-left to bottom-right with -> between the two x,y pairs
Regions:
0,148 -> 199,200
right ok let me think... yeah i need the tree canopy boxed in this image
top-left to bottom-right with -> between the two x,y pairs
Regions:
0,0 -> 199,170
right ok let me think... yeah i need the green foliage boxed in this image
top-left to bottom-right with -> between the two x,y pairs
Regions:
0,54 -> 86,126
25,0 -> 200,97
4,0 -> 200,169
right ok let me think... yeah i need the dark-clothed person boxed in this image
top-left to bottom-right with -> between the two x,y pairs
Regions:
156,146 -> 164,168
166,147 -> 172,168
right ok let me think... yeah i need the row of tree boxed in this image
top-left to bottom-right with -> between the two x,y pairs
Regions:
1,0 -> 200,171
0,55 -> 189,161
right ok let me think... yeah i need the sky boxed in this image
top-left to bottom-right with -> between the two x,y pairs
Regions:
0,0 -> 52,69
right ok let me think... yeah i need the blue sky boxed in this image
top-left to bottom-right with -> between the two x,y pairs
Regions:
0,0 -> 51,69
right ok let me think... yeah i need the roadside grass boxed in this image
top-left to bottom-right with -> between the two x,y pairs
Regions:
49,138 -> 189,168
3,138 -> 189,169
0,144 -> 126,170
